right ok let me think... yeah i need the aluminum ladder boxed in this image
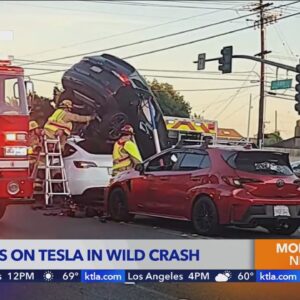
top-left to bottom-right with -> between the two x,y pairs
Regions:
43,136 -> 70,206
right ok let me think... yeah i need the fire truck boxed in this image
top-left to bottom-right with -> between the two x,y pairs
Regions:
164,115 -> 218,146
0,59 -> 34,219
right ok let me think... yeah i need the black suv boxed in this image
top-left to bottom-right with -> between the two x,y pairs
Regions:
60,54 -> 169,158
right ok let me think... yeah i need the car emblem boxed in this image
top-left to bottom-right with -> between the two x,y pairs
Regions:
276,179 -> 285,188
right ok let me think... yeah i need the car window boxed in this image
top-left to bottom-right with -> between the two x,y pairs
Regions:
223,151 -> 293,176
178,153 -> 211,171
293,163 -> 300,171
63,144 -> 77,158
146,152 -> 181,172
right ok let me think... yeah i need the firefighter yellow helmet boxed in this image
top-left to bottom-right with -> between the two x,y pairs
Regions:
59,99 -> 73,109
29,121 -> 39,131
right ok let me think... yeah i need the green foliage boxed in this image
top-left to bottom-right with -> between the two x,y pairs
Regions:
264,131 -> 283,146
148,79 -> 191,118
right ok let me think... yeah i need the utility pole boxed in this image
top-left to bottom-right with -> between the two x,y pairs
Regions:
258,0 -> 265,148
275,110 -> 278,132
247,94 -> 253,142
248,0 -> 279,148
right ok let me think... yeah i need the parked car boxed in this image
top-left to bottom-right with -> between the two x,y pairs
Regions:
291,161 -> 300,178
62,136 -> 112,202
106,145 -> 300,236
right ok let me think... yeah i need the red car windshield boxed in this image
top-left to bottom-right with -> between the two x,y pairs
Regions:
223,151 -> 293,176
0,75 -> 28,115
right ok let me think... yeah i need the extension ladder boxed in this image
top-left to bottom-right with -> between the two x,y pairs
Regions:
34,136 -> 70,206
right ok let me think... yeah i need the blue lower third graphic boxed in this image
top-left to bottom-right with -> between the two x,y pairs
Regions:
81,270 -> 125,283
256,271 -> 300,282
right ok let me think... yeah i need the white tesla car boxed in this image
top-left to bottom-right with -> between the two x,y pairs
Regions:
63,136 -> 112,202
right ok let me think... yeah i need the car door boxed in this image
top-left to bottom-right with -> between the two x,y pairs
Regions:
155,151 -> 211,218
135,151 -> 183,214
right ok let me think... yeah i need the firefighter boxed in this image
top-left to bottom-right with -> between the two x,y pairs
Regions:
112,124 -> 142,176
28,121 -> 44,174
29,121 -> 43,154
44,99 -> 95,151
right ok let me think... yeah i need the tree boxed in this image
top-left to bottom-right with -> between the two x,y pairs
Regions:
29,92 -> 54,127
148,79 -> 191,118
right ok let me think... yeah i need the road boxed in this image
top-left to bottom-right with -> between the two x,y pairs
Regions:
1,205 -> 300,300
1,205 -> 300,239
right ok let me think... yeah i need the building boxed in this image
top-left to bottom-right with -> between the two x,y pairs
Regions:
217,128 -> 244,141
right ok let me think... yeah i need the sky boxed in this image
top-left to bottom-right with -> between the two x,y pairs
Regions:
0,0 -> 299,139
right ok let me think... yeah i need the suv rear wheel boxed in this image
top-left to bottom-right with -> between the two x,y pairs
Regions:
109,188 -> 134,222
192,196 -> 221,236
265,223 -> 299,236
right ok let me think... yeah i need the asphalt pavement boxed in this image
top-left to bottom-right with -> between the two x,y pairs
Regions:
1,205 -> 300,239
1,205 -> 300,300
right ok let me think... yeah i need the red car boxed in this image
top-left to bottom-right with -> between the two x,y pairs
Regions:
105,145 -> 300,236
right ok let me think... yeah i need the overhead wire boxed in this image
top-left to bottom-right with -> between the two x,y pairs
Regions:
89,0 -> 240,10
213,63 -> 258,119
22,1 -> 299,68
26,10 -> 300,77
123,11 -> 300,60
21,7 -> 227,58
221,95 -> 259,121
142,74 -> 260,82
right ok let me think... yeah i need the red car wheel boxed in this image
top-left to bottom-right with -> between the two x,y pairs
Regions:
108,188 -> 134,222
192,196 -> 221,236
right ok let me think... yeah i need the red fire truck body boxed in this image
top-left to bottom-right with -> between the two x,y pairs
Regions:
0,60 -> 34,218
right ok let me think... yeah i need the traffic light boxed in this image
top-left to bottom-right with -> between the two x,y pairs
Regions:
295,64 -> 300,114
218,46 -> 233,74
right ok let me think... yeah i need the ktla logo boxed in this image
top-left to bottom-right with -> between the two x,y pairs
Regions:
0,31 -> 13,41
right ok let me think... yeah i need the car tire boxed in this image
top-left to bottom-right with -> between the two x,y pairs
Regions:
103,112 -> 128,141
0,203 -> 7,220
108,188 -> 134,222
192,196 -> 221,236
266,223 -> 299,236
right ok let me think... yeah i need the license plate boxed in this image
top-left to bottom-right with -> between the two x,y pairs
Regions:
274,205 -> 290,217
5,147 -> 27,156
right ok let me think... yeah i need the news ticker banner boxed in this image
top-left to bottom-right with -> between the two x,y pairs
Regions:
0,269 -> 300,283
0,240 -> 299,283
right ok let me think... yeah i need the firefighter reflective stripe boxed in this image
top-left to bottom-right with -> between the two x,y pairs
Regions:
113,155 -> 130,165
44,109 -> 72,136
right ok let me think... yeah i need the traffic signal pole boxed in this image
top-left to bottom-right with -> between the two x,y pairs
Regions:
202,55 -> 297,72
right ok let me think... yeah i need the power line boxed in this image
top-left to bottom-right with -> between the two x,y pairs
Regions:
89,0 -> 240,10
213,63 -> 258,119
122,10 -> 299,60
143,74 -> 257,82
21,9 -> 225,58
176,85 -> 259,92
26,10 -> 300,78
221,95 -> 259,121
22,1 -> 299,68
22,12 -> 253,66
3,1 -> 170,19
32,78 -> 61,84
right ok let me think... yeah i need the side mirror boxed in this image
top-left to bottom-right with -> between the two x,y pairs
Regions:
135,163 -> 144,173
25,81 -> 34,95
13,82 -> 19,99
